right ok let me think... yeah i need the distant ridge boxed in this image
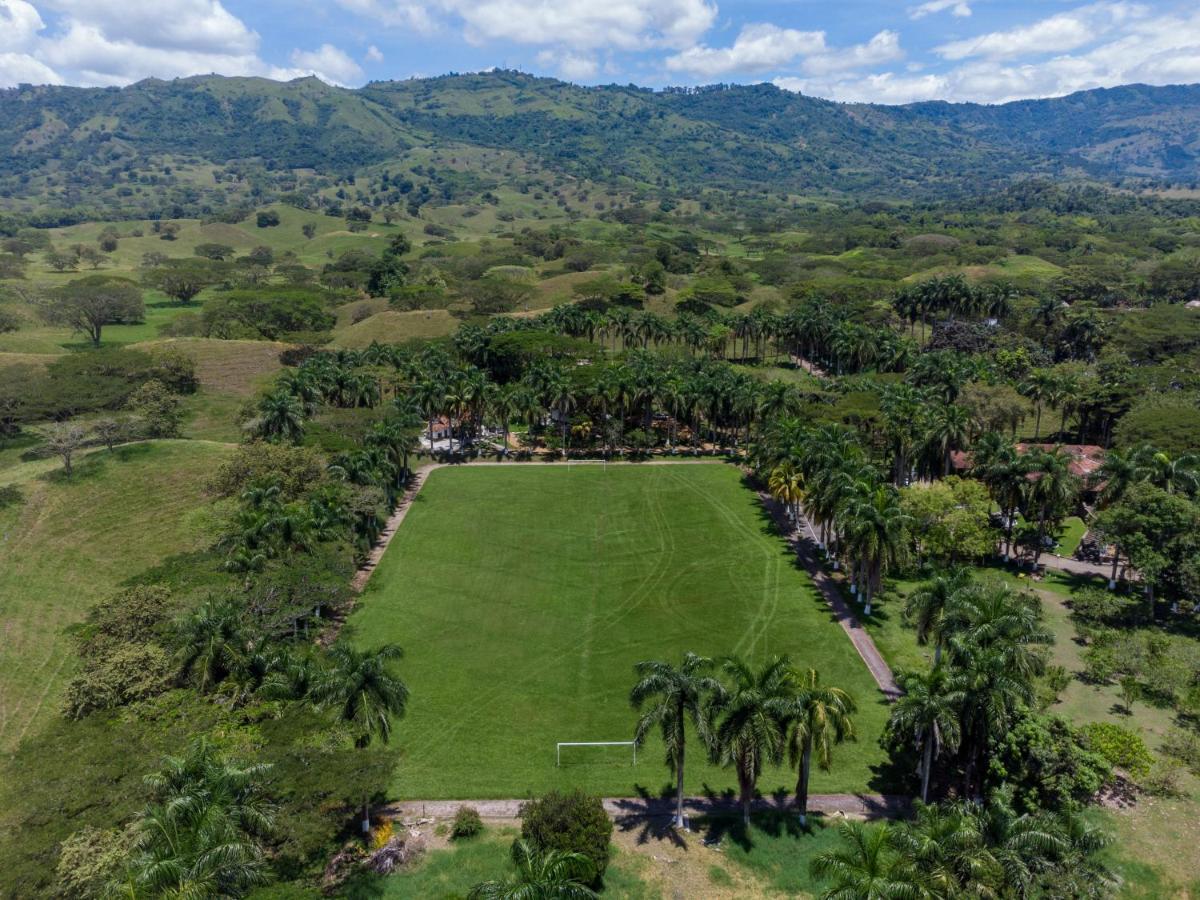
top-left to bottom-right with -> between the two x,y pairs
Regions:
2,71 -> 1198,206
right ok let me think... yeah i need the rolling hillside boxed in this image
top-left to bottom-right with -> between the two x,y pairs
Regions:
3,71 -> 1200,222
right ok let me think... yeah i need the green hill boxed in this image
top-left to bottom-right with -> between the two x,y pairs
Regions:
4,71 -> 1200,223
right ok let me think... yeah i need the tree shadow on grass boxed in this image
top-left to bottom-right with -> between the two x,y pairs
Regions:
39,441 -> 155,485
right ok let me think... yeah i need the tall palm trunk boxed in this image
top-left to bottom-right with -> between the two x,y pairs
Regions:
920,734 -> 934,803
795,737 -> 812,825
738,754 -> 753,826
674,713 -> 687,830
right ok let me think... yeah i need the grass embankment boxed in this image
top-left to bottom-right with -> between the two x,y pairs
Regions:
350,463 -> 891,800
0,440 -> 232,750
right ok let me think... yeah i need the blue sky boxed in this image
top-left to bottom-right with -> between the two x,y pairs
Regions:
2,0 -> 1199,104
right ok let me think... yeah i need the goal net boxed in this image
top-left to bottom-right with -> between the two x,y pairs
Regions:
555,741 -> 637,767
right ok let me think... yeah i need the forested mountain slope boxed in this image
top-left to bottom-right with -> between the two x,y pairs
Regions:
2,70 -> 1199,218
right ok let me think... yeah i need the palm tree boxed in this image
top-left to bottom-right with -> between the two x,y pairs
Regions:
312,643 -> 409,831
890,801 -> 999,896
768,460 -> 805,524
1095,447 -> 1136,508
924,404 -> 973,478
940,583 -> 1052,799
121,739 -> 273,898
412,379 -> 445,451
1023,448 -> 1079,569
172,600 -> 247,692
903,568 -> 971,665
886,667 -> 963,803
542,368 -> 578,453
255,391 -> 306,444
1131,446 -> 1200,497
630,653 -> 721,830
840,484 -> 910,615
973,438 -> 1025,561
1018,370 -> 1057,441
710,656 -> 792,826
810,820 -> 920,900
786,669 -> 857,825
468,840 -> 597,899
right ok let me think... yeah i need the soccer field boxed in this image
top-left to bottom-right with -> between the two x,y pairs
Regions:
348,463 -> 891,800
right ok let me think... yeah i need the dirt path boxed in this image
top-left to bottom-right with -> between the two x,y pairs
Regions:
385,793 -> 910,822
789,353 -> 829,379
350,464 -> 439,592
758,492 -> 902,699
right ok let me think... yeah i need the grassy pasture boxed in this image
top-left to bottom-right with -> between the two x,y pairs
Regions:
0,440 -> 232,750
349,463 -> 891,800
331,308 -> 459,347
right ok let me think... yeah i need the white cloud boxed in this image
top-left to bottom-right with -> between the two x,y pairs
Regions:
335,0 -> 715,52
666,24 -> 825,77
332,0 -> 439,35
0,0 -> 45,51
536,49 -> 599,80
665,24 -> 901,78
290,44 -> 364,85
909,0 -> 971,20
0,50 -> 61,85
0,0 -> 358,87
455,0 -> 716,51
366,44 -> 384,63
777,5 -> 1200,105
39,0 -> 259,54
936,1 -> 1147,61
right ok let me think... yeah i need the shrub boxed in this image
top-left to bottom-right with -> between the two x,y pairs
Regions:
1160,728 -> 1200,776
1081,722 -> 1154,779
1142,759 -> 1185,797
518,790 -> 612,884
451,805 -> 483,840
988,714 -> 1111,812
207,443 -> 326,500
62,643 -> 174,718
54,824 -> 136,898
1070,587 -> 1141,628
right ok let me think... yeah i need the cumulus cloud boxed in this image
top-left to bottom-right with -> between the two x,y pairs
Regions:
536,49 -> 600,80
777,5 -> 1200,105
935,1 -> 1146,61
0,0 -> 370,87
290,44 -> 364,85
665,24 -> 901,78
335,0 -> 715,52
366,44 -> 384,63
909,0 -> 971,20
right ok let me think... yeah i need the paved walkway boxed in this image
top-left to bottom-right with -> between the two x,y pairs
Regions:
385,793 -> 910,822
758,492 -> 902,699
349,465 -> 438,593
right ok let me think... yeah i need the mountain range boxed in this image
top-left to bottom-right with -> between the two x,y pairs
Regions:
2,70 -> 1199,206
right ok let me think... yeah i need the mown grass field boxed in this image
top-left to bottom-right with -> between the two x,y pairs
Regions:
0,440 -> 232,750
349,463 -> 891,800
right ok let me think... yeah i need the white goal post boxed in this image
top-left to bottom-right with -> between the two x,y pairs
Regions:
556,741 -> 637,766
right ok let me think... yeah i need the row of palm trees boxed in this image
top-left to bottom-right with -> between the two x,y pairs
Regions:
630,653 -> 856,828
259,342 -> 820,458
892,275 -> 1017,339
517,298 -> 914,375
756,421 -> 910,615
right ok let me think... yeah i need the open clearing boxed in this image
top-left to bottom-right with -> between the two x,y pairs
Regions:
0,440 -> 232,750
349,463 -> 890,800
